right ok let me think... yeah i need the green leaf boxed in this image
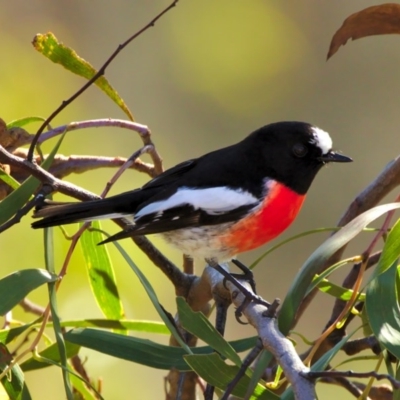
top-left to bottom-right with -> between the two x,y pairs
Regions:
365,218 -> 400,359
245,350 -> 274,399
65,328 -> 192,370
44,228 -> 73,399
305,257 -> 354,296
0,321 -> 38,344
59,318 -> 169,334
108,240 -> 191,353
0,343 -> 32,400
370,217 -> 400,279
0,269 -> 57,315
250,227 -> 341,269
315,277 -> 365,301
279,203 -> 400,335
394,363 -> 400,400
80,221 -> 125,323
0,319 -> 168,346
365,260 -> 400,359
177,297 -> 241,365
20,342 -> 80,371
32,33 -> 134,121
0,169 -> 20,190
184,353 -> 278,400
69,373 -> 99,400
47,283 -> 74,398
64,328 -> 257,371
0,129 -> 66,226
6,117 -> 46,129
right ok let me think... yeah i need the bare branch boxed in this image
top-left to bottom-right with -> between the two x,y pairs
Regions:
35,119 -> 150,144
35,119 -> 163,175
305,370 -> 400,389
0,145 -> 99,201
342,336 -> 380,356
19,298 -> 47,317
100,145 -> 155,197
201,266 -> 316,400
0,151 -> 155,194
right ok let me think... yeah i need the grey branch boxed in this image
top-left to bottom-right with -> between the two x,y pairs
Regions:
201,265 -> 316,400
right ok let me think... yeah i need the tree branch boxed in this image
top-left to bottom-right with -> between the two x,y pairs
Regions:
201,266 -> 317,400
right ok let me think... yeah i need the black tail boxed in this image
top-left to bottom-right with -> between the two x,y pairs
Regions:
32,189 -> 144,229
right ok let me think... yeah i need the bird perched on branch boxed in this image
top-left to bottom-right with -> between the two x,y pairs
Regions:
32,121 -> 352,315
32,121 -> 351,265
32,122 -> 352,312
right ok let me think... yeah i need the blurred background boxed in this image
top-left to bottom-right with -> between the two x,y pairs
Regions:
0,0 -> 399,398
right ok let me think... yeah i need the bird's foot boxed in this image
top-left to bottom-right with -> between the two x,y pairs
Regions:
233,291 -> 270,325
206,259 -> 270,324
228,259 -> 257,293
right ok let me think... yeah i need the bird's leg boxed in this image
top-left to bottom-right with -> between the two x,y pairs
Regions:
205,259 -> 270,323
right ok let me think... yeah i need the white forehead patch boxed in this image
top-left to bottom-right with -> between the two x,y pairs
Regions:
310,127 -> 332,155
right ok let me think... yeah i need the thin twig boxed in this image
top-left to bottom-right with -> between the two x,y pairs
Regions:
342,336 -> 380,356
25,153 -> 154,180
35,119 -> 150,144
0,145 -> 99,201
221,339 -> 264,400
100,145 -> 154,197
204,294 -> 231,400
318,376 -> 364,397
19,298 -> 47,317
327,251 -> 381,328
304,370 -> 400,389
27,1 -> 179,162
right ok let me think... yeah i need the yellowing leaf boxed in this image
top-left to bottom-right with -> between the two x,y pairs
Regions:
32,32 -> 134,120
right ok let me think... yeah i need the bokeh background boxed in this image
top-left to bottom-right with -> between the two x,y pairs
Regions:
0,1 -> 399,399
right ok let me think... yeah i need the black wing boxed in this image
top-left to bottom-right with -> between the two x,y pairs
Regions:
100,202 -> 257,244
32,159 -> 198,229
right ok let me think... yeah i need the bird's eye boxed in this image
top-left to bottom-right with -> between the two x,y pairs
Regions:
292,143 -> 308,158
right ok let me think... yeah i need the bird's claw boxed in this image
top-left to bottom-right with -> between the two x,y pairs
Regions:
231,259 -> 257,291
208,259 -> 271,324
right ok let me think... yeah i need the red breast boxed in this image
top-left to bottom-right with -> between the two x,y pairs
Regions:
220,181 -> 305,254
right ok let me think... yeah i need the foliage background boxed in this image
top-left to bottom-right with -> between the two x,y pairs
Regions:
0,1 -> 398,398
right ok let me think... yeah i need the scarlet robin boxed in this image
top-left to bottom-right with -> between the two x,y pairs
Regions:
32,122 -> 351,261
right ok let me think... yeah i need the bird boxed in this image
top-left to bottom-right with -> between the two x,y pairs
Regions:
32,121 -> 352,264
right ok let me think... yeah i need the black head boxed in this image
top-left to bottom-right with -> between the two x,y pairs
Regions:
243,121 -> 352,195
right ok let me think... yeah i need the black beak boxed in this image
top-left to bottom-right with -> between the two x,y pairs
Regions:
318,151 -> 353,163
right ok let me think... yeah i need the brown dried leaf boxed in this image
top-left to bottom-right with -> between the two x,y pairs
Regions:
0,118 -> 31,149
328,3 -> 400,59
0,118 -> 8,146
6,127 -> 31,149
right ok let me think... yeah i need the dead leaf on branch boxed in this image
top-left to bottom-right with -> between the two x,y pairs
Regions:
328,3 -> 400,59
0,118 -> 31,150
